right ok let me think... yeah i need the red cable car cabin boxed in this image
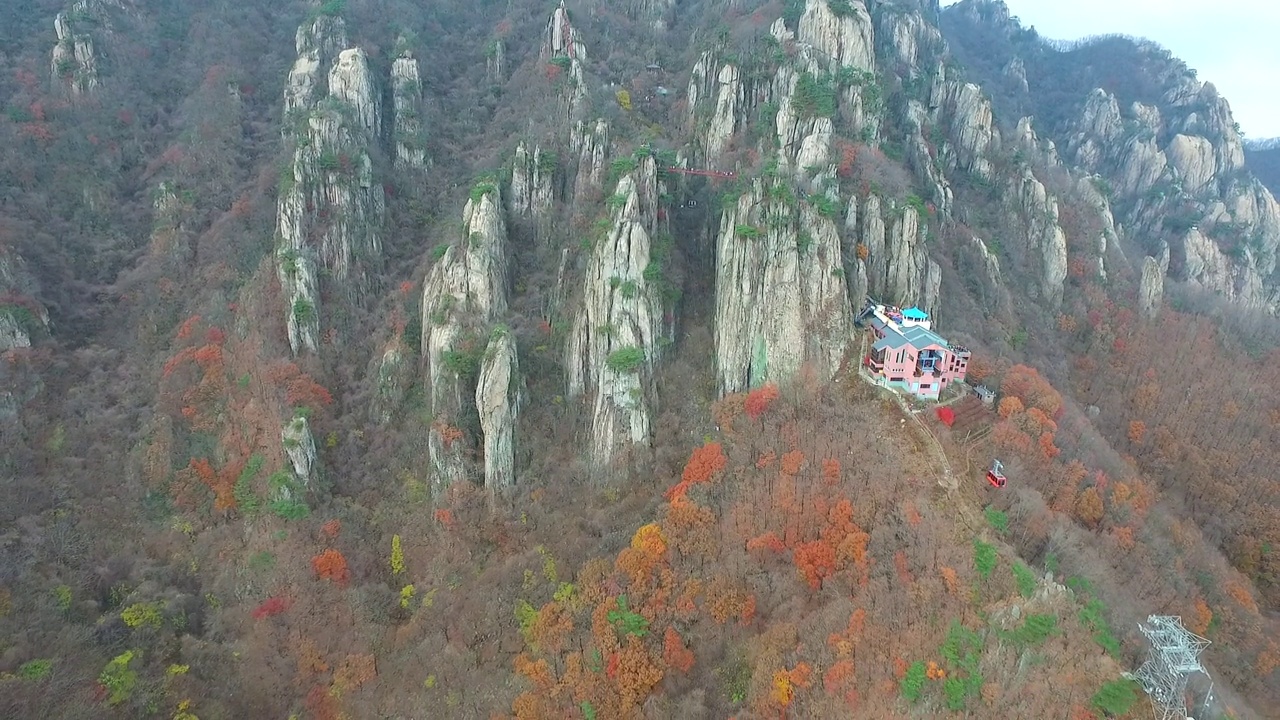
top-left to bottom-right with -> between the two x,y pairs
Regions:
985,459 -> 1007,489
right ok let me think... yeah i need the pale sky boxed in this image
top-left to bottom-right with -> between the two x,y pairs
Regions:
940,0 -> 1280,138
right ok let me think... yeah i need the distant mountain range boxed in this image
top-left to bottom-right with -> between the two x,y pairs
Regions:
1244,138 -> 1280,194
1244,136 -> 1280,151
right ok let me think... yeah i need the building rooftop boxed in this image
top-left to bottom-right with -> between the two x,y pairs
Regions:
872,320 -> 948,352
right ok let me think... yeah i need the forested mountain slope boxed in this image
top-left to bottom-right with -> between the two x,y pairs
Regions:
0,1 -> 1276,718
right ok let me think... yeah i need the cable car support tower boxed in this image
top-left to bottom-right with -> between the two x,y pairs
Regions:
1129,615 -> 1212,720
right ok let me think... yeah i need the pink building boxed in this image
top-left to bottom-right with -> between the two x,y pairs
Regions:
862,304 -> 969,400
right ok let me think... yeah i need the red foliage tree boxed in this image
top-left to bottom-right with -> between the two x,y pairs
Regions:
744,383 -> 780,420
793,539 -> 836,590
251,596 -> 291,620
662,627 -> 694,673
286,374 -> 334,409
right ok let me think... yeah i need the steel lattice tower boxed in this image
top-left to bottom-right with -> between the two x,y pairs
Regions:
1131,615 -> 1211,720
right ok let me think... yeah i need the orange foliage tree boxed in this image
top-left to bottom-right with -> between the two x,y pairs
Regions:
665,441 -> 727,502
311,549 -> 350,587
1001,364 -> 1063,417
1073,488 -> 1104,529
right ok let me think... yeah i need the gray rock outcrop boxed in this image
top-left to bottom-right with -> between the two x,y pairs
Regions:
1138,256 -> 1164,320
571,119 -> 610,201
542,1 -> 589,119
276,16 -> 385,356
51,11 -> 99,96
1007,168 -> 1068,309
509,142 -> 556,219
1064,85 -> 1280,311
565,156 -> 666,469
855,195 -> 941,313
797,0 -> 875,73
282,415 -> 318,490
421,184 -> 520,495
391,50 -> 428,170
715,178 -> 852,395
476,330 -> 522,491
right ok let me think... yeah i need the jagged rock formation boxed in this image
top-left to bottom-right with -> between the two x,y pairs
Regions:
1062,85 -> 1279,308
276,16 -> 385,355
852,194 -> 941,312
715,177 -> 852,395
798,0 -> 875,72
541,1 -> 589,119
391,49 -> 428,170
370,338 -> 412,424
1072,176 -> 1117,281
486,38 -> 505,84
565,156 -> 666,469
1006,167 -> 1068,309
421,184 -> 519,494
571,119 -> 610,201
51,9 -> 100,96
969,234 -> 1003,289
625,0 -> 675,31
282,415 -> 318,489
941,1 -> 1280,312
687,53 -> 741,161
509,142 -> 556,220
476,330 -> 522,491
147,183 -> 194,266
1138,256 -> 1164,319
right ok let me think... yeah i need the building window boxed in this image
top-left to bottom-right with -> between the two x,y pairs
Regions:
921,384 -> 930,390
890,377 -> 903,382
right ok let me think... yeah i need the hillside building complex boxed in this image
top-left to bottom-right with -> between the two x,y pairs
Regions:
859,301 -> 970,400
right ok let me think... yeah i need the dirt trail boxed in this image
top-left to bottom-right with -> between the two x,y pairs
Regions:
850,330 -> 983,532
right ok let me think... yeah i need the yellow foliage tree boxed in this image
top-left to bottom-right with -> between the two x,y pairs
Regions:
616,89 -> 632,111
390,534 -> 405,575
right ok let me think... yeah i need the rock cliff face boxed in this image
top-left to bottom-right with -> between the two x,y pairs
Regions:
715,177 -> 852,395
565,156 -> 667,469
1006,167 -> 1068,309
509,142 -> 556,220
571,119 -> 611,201
1138,256 -> 1164,319
276,16 -> 385,355
626,0 -> 675,31
798,0 -> 875,72
476,330 -> 522,491
941,1 -> 1280,312
282,415 -> 318,490
370,338 -> 412,424
852,195 -> 941,313
391,50 -> 428,170
687,53 -> 742,161
0,250 -> 49,353
51,10 -> 100,97
1062,84 -> 1279,308
421,185 -> 520,494
542,1 -> 590,119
